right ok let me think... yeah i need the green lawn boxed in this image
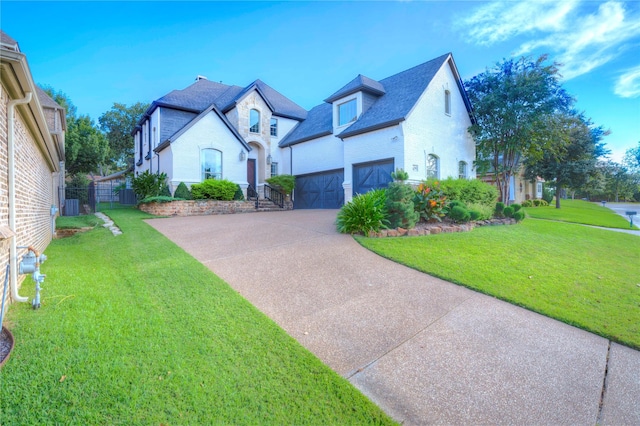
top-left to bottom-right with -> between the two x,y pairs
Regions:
358,219 -> 640,350
55,214 -> 102,229
524,199 -> 638,229
2,208 -> 393,425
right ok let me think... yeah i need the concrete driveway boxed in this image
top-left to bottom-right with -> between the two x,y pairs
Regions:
147,210 -> 639,425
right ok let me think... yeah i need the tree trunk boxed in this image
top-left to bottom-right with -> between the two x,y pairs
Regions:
555,182 -> 562,209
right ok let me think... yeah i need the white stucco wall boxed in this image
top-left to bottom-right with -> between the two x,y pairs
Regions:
290,134 -> 344,176
169,111 -> 247,188
402,59 -> 476,183
342,125 -> 404,201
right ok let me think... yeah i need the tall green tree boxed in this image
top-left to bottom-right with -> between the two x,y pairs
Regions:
99,102 -> 149,168
465,55 -> 573,203
65,115 -> 109,176
525,113 -> 609,208
623,141 -> 640,174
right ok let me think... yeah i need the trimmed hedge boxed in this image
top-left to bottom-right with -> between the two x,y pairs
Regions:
424,177 -> 498,208
191,179 -> 238,201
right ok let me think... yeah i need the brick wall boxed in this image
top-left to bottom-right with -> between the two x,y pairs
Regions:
1,85 -> 57,304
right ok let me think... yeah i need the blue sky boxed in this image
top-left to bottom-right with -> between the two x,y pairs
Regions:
2,0 -> 639,161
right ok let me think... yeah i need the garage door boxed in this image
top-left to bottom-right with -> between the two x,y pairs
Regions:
294,169 -> 344,209
353,159 -> 394,195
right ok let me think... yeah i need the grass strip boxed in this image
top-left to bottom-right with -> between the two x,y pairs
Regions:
524,199 -> 638,229
55,214 -> 102,229
2,207 -> 393,425
358,219 -> 640,350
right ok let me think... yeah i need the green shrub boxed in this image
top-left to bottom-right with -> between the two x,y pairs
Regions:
424,177 -> 498,208
337,189 -> 388,235
190,179 -> 238,200
522,200 -> 533,207
495,201 -> 505,217
511,203 -> 522,212
467,203 -> 494,220
447,200 -> 467,211
449,205 -> 471,223
542,186 -> 554,204
390,168 -> 409,182
469,209 -> 482,221
139,196 -> 185,204
132,170 -> 167,200
513,210 -> 525,222
532,199 -> 549,207
160,185 -> 171,197
233,185 -> 245,201
414,181 -> 447,222
503,206 -> 515,218
266,174 -> 295,195
174,182 -> 192,200
385,182 -> 419,229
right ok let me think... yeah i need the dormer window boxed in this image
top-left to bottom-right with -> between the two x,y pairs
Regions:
338,99 -> 357,126
249,109 -> 260,133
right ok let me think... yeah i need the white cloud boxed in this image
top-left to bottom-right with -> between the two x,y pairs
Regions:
460,1 -> 640,81
615,65 -> 640,97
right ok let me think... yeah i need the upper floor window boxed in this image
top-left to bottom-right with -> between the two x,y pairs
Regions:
270,118 -> 278,137
458,161 -> 467,179
445,90 -> 451,115
250,109 -> 260,133
202,148 -> 222,181
427,154 -> 439,179
270,162 -> 278,178
338,99 -> 357,126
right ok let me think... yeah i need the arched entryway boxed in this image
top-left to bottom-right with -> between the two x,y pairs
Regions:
247,141 -> 267,197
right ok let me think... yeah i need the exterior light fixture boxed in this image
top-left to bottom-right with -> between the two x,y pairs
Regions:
239,150 -> 246,161
519,182 -> 523,193
266,154 -> 272,165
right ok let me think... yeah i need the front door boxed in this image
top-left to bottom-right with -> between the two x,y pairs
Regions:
247,159 -> 256,189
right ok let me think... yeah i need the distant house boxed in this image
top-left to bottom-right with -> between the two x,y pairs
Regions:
134,53 -> 476,208
1,31 -> 65,304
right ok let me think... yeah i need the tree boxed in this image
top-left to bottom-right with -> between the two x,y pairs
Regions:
40,84 -> 109,176
623,141 -> 640,174
99,102 -> 149,168
65,115 -> 109,176
465,55 -> 573,203
525,113 -> 609,208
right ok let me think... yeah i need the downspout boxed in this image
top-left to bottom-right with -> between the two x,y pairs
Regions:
8,91 -> 33,302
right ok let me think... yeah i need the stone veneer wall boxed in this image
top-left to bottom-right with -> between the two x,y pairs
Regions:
139,200 -> 293,216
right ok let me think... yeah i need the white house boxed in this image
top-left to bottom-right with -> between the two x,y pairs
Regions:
134,53 -> 476,208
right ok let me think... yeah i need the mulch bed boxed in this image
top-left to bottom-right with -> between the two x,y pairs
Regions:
0,326 -> 14,368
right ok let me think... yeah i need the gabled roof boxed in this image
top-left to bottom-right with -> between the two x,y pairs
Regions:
281,53 -> 467,146
219,79 -> 307,120
155,79 -> 234,112
324,74 -> 385,103
154,102 -> 250,153
0,31 -> 19,51
338,53 -> 452,139
35,85 -> 63,109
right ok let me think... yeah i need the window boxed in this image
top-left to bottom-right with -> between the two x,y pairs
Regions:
250,109 -> 260,133
201,149 -> 222,180
537,182 -> 543,197
426,154 -> 439,179
458,161 -> 467,179
270,162 -> 278,178
270,118 -> 278,137
338,99 -> 357,126
445,90 -> 451,115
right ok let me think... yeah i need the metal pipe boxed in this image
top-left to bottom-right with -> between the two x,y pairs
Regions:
8,91 -> 33,303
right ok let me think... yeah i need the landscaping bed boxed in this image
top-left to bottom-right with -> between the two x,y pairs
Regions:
369,218 -> 516,237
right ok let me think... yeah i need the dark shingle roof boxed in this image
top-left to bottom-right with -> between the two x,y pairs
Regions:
0,30 -> 19,51
338,53 -> 451,139
324,74 -> 385,103
219,79 -> 307,120
279,103 -> 333,147
281,53 -> 457,145
155,79 -> 234,112
35,86 -> 63,109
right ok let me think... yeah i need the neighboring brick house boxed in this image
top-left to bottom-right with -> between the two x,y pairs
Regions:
1,31 -> 65,305
135,53 -> 476,208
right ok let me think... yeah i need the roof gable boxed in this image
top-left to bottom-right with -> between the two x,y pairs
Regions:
220,79 -> 308,121
324,74 -> 385,103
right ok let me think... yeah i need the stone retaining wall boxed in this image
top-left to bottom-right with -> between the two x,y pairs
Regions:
369,218 -> 517,238
139,200 -> 259,217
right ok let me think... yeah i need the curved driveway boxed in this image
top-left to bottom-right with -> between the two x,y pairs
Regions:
148,210 -> 639,425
